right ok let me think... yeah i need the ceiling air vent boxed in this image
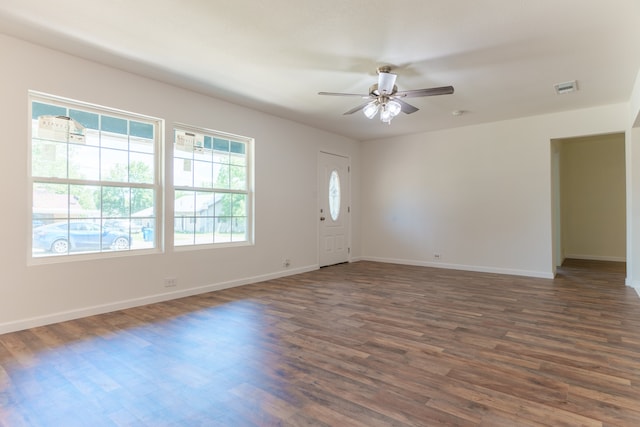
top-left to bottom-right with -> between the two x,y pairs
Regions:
554,80 -> 578,94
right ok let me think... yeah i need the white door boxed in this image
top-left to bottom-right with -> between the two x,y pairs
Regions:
318,152 -> 350,267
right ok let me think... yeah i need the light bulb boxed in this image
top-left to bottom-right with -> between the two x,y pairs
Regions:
380,106 -> 392,123
363,101 -> 379,119
387,100 -> 401,117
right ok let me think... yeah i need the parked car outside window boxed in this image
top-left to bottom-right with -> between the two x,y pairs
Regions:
32,221 -> 130,254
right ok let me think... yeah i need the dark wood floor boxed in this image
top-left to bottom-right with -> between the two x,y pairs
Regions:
2,260 -> 640,426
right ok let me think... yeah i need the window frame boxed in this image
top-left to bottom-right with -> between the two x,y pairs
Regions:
172,123 -> 254,249
28,91 -> 163,263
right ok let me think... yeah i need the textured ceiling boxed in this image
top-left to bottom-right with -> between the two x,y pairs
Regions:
1,0 -> 639,141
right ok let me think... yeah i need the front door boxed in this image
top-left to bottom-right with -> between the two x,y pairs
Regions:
318,152 -> 350,267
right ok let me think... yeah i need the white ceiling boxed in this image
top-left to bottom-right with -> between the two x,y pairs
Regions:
1,0 -> 639,141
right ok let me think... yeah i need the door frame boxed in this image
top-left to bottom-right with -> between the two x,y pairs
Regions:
550,132 -> 627,276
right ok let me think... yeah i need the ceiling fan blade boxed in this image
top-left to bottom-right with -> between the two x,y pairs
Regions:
396,86 -> 454,98
318,91 -> 369,97
343,101 -> 373,115
394,98 -> 419,114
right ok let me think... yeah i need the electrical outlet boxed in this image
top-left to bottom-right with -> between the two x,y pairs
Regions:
164,277 -> 177,288
282,258 -> 291,268
434,253 -> 441,261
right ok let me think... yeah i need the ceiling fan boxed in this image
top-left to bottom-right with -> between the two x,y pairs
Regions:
318,66 -> 454,124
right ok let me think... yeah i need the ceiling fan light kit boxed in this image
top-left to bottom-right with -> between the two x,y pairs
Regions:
319,66 -> 454,125
362,99 -> 402,123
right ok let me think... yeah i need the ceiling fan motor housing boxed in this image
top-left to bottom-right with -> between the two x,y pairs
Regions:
369,84 -> 398,97
377,69 -> 398,95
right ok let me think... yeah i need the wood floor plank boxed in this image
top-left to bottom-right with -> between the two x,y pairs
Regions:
2,259 -> 640,426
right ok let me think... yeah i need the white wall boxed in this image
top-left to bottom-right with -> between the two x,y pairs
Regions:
0,34 -> 361,333
559,134 -> 626,262
628,67 -> 640,290
361,104 -> 629,278
631,128 -> 640,292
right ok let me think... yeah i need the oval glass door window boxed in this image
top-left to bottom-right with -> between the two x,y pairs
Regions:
329,169 -> 341,221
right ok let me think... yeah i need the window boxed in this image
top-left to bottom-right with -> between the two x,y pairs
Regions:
30,93 -> 160,258
328,169 -> 341,221
173,126 -> 252,246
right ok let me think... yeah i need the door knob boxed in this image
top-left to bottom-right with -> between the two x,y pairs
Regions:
320,216 -> 326,221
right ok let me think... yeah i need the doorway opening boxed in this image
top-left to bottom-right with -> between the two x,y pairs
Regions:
551,133 -> 626,276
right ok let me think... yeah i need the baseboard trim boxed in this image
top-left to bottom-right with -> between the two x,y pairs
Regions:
360,256 -> 555,279
564,254 -> 626,263
0,264 -> 318,335
630,280 -> 640,298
